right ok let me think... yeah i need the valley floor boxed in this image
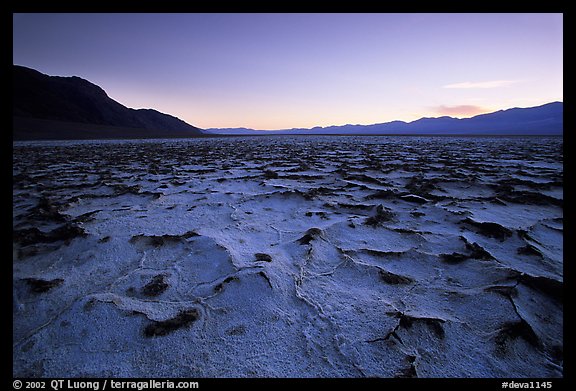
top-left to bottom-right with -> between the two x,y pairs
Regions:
13,136 -> 563,377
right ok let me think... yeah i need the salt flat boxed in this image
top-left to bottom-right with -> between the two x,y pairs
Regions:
13,136 -> 563,377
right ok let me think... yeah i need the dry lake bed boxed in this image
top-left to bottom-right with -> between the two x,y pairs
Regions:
13,135 -> 563,377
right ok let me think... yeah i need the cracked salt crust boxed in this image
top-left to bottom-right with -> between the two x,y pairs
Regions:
13,136 -> 563,377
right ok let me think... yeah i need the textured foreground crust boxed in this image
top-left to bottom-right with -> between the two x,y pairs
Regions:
13,136 -> 563,377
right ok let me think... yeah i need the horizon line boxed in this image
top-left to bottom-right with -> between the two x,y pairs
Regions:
205,101 -> 563,131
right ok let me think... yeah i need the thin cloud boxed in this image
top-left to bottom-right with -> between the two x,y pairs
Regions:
432,105 -> 488,117
443,80 -> 521,89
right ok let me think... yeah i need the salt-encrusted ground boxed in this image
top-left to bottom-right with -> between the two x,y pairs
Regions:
13,136 -> 563,377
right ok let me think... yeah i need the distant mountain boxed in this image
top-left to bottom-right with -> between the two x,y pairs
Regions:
206,127 -> 273,135
208,102 -> 563,136
13,65 -> 204,140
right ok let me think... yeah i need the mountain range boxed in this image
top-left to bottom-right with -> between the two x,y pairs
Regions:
13,65 -> 203,140
13,65 -> 562,140
208,101 -> 563,136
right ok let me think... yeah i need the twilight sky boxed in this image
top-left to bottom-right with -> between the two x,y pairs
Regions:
13,13 -> 563,130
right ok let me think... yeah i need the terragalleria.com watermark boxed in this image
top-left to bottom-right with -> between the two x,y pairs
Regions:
12,379 -> 199,391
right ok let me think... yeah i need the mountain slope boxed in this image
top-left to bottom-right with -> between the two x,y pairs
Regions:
459,103 -> 563,134
13,65 -> 203,140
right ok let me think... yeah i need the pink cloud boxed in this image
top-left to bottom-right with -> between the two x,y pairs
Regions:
433,105 -> 488,117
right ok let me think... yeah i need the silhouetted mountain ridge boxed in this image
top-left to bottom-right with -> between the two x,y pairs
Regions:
13,65 -> 203,140
208,102 -> 563,135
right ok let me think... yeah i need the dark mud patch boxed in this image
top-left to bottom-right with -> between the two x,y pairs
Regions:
365,190 -> 397,200
305,211 -> 328,219
395,355 -> 418,378
254,253 -> 273,262
461,218 -> 512,241
297,228 -> 323,245
441,238 -> 494,263
23,278 -> 64,293
214,276 -> 240,293
379,270 -> 414,285
27,196 -> 68,223
464,240 -> 494,260
519,274 -> 563,303
402,317 -> 445,339
440,252 -> 469,264
499,190 -> 563,207
517,230 -> 542,245
130,231 -> 199,247
304,187 -> 335,200
142,275 -> 169,297
388,311 -> 446,339
344,173 -> 384,185
73,210 -> 102,223
263,169 -> 279,179
517,244 -> 543,258
226,325 -> 247,336
365,205 -> 395,226
337,202 -> 375,211
550,345 -> 563,363
495,320 -> 540,352
13,224 -> 86,246
392,227 -> 422,235
405,175 -> 441,200
143,309 -> 199,337
362,249 -> 406,257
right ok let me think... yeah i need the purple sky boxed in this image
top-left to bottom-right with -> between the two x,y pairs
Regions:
13,13 -> 563,130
